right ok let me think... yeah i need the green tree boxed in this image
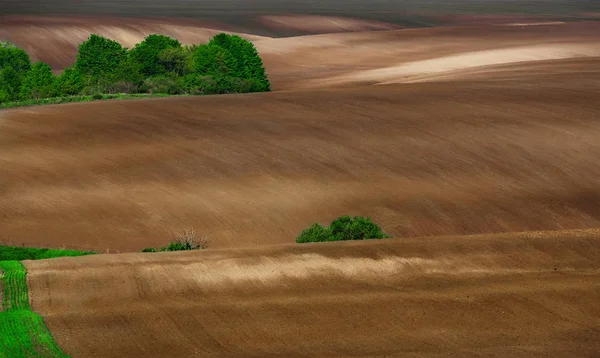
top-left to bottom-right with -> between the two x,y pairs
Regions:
0,42 -> 31,76
105,58 -> 145,93
208,34 -> 244,78
75,34 -> 128,83
0,42 -> 32,101
20,62 -> 56,99
53,66 -> 84,96
238,39 -> 270,91
129,34 -> 181,77
158,46 -> 194,76
0,66 -> 21,101
0,88 -> 10,103
208,34 -> 270,91
192,43 -> 236,77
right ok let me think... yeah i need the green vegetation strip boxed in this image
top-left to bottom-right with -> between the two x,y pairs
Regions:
0,245 -> 95,261
0,261 -> 70,357
0,93 -> 173,109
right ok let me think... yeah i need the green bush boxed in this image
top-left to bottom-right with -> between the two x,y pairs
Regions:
296,216 -> 390,243
142,74 -> 183,95
296,223 -> 335,243
130,34 -> 181,77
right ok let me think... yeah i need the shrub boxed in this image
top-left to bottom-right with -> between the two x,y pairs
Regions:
142,74 -> 182,94
296,223 -> 335,243
296,216 -> 390,243
129,34 -> 181,77
142,228 -> 209,252
178,74 -> 219,94
19,62 -> 56,100
75,34 -> 128,83
92,93 -> 103,100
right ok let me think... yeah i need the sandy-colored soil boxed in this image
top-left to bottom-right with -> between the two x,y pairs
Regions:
2,16 -> 600,357
255,21 -> 600,89
25,229 -> 600,357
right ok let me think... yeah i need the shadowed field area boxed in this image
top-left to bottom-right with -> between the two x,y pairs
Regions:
2,59 -> 600,251
24,229 -> 600,357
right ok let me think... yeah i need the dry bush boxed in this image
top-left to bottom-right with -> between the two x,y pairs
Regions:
172,228 -> 209,250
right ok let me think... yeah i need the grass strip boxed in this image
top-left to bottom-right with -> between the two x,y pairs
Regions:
0,261 -> 70,357
0,92 -> 178,109
0,245 -> 95,261
0,261 -> 30,311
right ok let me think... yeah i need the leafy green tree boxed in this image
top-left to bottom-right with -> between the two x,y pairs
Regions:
0,88 -> 11,103
208,34 -> 244,78
0,66 -> 21,101
0,41 -> 31,75
158,46 -> 194,76
53,66 -> 84,96
0,42 -> 32,101
103,58 -> 145,93
192,43 -> 237,77
75,34 -> 128,83
208,34 -> 270,91
20,62 -> 56,99
129,34 -> 181,77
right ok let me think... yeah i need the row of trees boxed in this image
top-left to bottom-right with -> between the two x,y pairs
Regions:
0,33 -> 270,104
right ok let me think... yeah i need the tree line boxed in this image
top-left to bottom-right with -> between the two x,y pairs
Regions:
0,33 -> 270,104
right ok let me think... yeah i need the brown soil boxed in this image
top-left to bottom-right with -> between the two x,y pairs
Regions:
3,66 -> 600,251
25,229 -> 600,357
2,17 -> 600,357
0,15 -> 268,70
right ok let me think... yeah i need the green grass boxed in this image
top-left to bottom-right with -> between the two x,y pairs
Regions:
0,261 -> 30,311
0,251 -> 91,356
0,92 -> 179,109
0,245 -> 95,261
0,310 -> 68,357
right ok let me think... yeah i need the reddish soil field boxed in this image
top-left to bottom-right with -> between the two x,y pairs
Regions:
1,15 -> 600,358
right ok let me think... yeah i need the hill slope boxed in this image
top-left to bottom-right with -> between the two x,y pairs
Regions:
2,68 -> 600,251
25,229 -> 600,357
